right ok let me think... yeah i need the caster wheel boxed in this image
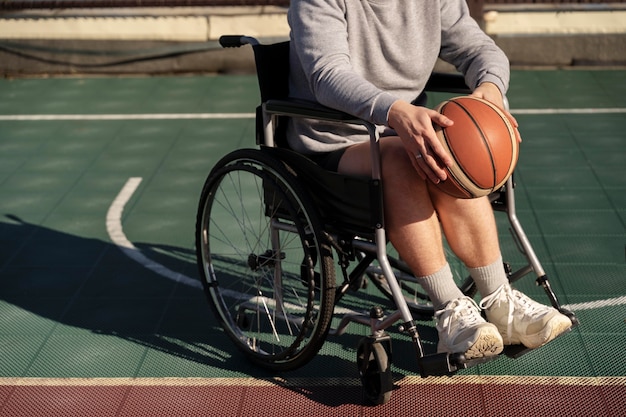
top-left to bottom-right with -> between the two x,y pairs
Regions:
357,337 -> 393,405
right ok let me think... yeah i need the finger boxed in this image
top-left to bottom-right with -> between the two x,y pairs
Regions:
425,111 -> 454,168
407,149 -> 427,181
503,110 -> 518,128
421,122 -> 454,171
430,111 -> 454,128
504,111 -> 522,143
405,145 -> 443,184
425,134 -> 454,170
422,150 -> 447,183
411,147 -> 446,184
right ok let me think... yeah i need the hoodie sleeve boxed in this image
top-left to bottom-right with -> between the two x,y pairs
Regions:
438,0 -> 510,95
288,0 -> 398,125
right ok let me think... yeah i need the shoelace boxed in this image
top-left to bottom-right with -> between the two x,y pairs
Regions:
480,284 -> 549,342
436,297 -> 483,338
480,284 -> 515,342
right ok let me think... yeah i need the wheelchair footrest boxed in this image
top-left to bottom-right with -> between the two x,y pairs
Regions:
418,352 -> 465,377
503,344 -> 532,359
418,352 -> 502,377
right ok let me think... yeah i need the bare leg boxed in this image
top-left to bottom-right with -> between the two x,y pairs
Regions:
338,136 -> 500,274
338,137 -> 570,352
338,137 -> 505,358
429,187 -> 502,269
338,137 -> 446,276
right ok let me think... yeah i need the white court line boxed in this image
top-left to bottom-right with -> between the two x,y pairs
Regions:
0,113 -> 256,121
1,108 -> 626,121
108,177 -> 626,313
562,295 -> 626,311
105,177 -> 202,290
511,108 -> 626,115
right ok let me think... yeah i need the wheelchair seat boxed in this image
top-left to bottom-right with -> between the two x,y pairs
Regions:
262,146 -> 381,237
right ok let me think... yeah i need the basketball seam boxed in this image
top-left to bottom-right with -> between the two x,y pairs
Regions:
439,116 -> 484,197
453,100 -> 498,189
440,101 -> 491,197
471,97 -> 519,188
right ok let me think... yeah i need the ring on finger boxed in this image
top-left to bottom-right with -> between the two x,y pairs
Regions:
415,153 -> 423,160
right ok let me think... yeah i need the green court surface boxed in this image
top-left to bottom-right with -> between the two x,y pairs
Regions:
0,70 -> 625,414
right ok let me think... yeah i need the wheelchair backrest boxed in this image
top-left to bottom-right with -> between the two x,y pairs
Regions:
248,40 -> 382,236
251,41 -> 290,148
252,41 -> 290,103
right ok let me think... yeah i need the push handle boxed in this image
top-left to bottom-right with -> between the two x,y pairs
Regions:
219,35 -> 259,48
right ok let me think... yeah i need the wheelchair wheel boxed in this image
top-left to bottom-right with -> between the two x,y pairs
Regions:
365,246 -> 476,319
357,336 -> 393,405
196,149 -> 336,371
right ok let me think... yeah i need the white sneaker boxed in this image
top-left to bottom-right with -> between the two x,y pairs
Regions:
435,296 -> 504,360
480,284 -> 572,349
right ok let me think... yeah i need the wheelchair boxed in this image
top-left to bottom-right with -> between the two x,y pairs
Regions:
195,35 -> 578,404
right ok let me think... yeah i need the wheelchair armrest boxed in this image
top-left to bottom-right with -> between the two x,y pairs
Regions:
262,98 -> 382,181
264,99 -> 363,124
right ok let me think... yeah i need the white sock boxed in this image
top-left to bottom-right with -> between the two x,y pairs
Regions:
417,263 -> 465,311
468,256 -> 509,298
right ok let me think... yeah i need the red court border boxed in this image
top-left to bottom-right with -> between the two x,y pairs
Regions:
1,376 -> 624,416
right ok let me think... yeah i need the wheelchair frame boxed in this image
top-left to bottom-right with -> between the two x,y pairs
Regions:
195,35 -> 577,405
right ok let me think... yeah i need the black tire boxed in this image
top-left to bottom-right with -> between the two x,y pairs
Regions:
196,149 -> 335,371
357,337 -> 393,405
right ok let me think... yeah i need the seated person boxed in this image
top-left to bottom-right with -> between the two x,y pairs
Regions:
287,0 -> 571,358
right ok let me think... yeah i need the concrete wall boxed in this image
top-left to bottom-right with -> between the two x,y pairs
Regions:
1,5 -> 625,76
485,6 -> 626,67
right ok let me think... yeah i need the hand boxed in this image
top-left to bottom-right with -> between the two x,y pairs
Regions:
388,100 -> 454,184
472,82 -> 521,143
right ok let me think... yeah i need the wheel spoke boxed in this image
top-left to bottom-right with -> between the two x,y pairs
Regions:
195,150 -> 335,370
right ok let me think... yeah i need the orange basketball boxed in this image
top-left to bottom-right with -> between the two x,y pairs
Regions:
433,96 -> 520,199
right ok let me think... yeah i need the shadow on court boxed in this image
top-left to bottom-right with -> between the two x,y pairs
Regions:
0,215 -> 267,374
0,213 -> 392,405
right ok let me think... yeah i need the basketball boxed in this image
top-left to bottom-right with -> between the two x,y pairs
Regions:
433,96 -> 520,199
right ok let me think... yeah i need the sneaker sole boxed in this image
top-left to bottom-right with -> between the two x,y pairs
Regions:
465,326 -> 505,359
519,316 -> 572,349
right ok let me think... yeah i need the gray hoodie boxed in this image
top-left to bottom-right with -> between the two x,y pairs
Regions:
287,0 -> 510,154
